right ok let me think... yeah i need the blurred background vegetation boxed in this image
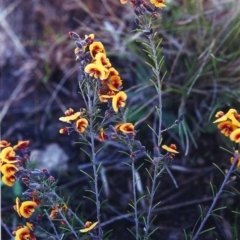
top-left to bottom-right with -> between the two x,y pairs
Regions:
1,0 -> 240,239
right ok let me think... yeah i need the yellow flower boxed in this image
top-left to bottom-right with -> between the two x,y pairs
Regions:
59,112 -> 81,123
80,221 -> 98,233
19,201 -> 37,218
230,129 -> 240,143
85,62 -> 107,80
94,53 -> 111,69
14,226 -> 31,240
76,118 -> 88,133
89,42 -> 105,58
150,0 -> 166,8
2,174 -> 16,187
119,123 -> 135,134
162,144 -> 179,154
112,91 -> 127,113
217,121 -> 238,137
1,163 -> 19,177
213,109 -> 240,127
0,147 -> 19,164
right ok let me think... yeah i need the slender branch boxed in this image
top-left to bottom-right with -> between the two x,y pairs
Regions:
132,160 -> 139,240
191,154 -> 239,240
86,81 -> 102,239
143,18 -> 163,239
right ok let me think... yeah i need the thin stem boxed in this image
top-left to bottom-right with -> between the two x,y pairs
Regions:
191,154 -> 239,240
132,160 -> 139,240
86,82 -> 102,239
143,20 -> 163,239
144,164 -> 158,239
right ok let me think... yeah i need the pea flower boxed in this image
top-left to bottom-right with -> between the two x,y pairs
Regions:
59,112 -> 82,123
230,129 -> 240,143
213,109 -> 240,127
1,163 -> 19,177
112,91 -> 127,113
108,75 -> 122,92
89,42 -> 105,58
2,175 -> 16,187
76,118 -> 88,133
80,221 -> 98,233
162,144 -> 179,154
217,121 -> 237,137
94,53 -> 111,68
0,147 -> 19,164
150,0 -> 166,8
85,62 -> 108,80
12,225 -> 36,240
14,198 -> 37,218
119,123 -> 135,134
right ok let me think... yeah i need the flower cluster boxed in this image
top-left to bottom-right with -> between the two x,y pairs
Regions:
213,108 -> 240,143
120,0 -> 166,18
0,140 -> 65,239
59,108 -> 88,134
0,140 -> 28,187
69,32 -> 128,114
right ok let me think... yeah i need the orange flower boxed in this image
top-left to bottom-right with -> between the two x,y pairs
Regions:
80,221 -> 98,233
150,0 -> 166,8
112,91 -> 127,113
59,112 -> 81,123
98,128 -> 108,141
119,123 -> 135,134
162,144 -> 179,154
76,118 -> 88,133
2,174 -> 16,187
230,129 -> 240,143
217,121 -> 237,137
89,42 -> 105,58
0,140 -> 11,148
85,62 -> 107,80
13,141 -> 30,150
95,53 -> 111,68
19,201 -> 37,218
0,147 -> 18,164
1,163 -> 18,177
108,75 -> 122,92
